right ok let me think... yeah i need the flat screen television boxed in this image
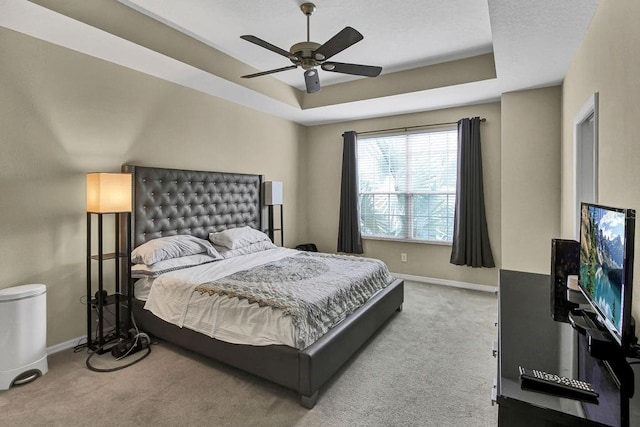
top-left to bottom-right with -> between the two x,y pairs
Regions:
579,202 -> 636,351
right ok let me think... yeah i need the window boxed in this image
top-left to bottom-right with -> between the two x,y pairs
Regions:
357,126 -> 458,243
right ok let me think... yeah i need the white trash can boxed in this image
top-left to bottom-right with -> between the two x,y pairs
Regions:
0,284 -> 48,390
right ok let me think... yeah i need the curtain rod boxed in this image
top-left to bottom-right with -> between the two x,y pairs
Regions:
354,118 -> 486,137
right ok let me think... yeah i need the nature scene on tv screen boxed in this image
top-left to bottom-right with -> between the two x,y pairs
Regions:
580,205 -> 625,335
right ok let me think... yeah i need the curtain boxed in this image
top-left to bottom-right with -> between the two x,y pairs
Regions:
337,131 -> 363,254
450,117 -> 495,267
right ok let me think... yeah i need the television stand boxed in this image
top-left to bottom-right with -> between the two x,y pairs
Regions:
495,270 -> 640,426
569,309 -> 626,360
568,309 -> 637,396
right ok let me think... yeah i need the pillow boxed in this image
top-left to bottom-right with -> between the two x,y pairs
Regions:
131,254 -> 220,278
131,235 -> 221,265
208,226 -> 271,250
214,240 -> 277,259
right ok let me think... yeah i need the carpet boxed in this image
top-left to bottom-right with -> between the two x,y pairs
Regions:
0,281 -> 498,426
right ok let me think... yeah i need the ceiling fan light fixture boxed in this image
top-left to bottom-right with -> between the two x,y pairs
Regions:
304,68 -> 321,93
239,2 -> 381,93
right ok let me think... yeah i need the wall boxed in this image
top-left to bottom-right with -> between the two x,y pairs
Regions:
0,4 -> 579,348
501,86 -> 562,274
0,28 -> 306,346
561,0 -> 640,322
305,103 -> 502,287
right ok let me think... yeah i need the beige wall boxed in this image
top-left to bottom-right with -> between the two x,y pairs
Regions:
0,2 -> 589,348
562,0 -> 640,322
501,86 -> 562,274
305,103 -> 502,287
0,28 -> 307,346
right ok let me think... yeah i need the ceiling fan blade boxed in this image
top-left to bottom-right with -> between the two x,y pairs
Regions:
321,62 -> 382,77
242,65 -> 298,79
240,35 -> 292,58
304,69 -> 321,93
314,27 -> 363,61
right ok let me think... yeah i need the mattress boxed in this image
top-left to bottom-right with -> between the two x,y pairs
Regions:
137,248 -> 298,347
136,247 -> 392,349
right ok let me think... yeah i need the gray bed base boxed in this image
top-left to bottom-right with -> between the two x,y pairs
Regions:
133,279 -> 403,408
122,165 -> 404,408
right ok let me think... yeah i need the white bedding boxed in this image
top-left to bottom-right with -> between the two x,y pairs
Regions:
138,247 -> 300,347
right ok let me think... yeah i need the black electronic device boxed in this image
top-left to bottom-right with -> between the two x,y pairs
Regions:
111,335 -> 149,359
578,203 -> 637,355
519,366 -> 599,400
550,238 -> 580,322
569,309 -> 623,360
295,243 -> 318,252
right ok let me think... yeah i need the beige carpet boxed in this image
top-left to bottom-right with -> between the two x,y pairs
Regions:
0,281 -> 498,426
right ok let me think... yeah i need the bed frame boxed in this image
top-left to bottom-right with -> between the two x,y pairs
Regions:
122,165 -> 404,408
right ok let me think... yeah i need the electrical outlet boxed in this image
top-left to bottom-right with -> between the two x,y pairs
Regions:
401,253 -> 407,262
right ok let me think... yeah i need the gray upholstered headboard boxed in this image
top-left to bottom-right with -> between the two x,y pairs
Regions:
122,165 -> 263,248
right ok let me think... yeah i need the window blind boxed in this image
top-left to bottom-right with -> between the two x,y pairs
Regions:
357,127 -> 458,243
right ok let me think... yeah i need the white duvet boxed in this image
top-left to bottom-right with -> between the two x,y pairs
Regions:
136,247 -> 301,348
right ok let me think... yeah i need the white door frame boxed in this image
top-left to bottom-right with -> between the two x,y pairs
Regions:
572,92 -> 599,238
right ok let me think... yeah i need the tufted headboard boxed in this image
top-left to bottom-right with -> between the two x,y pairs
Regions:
122,165 -> 263,248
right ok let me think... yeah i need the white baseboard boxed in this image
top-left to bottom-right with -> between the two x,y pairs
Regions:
392,273 -> 497,294
47,336 -> 84,355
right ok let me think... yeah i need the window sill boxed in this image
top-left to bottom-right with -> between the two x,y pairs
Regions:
362,236 -> 452,246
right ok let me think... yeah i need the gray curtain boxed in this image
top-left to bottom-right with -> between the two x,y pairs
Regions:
450,117 -> 495,267
337,131 -> 363,254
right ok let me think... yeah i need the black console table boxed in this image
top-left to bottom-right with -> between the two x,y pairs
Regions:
495,269 -> 640,426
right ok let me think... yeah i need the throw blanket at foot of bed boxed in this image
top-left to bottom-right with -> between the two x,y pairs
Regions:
194,252 -> 394,350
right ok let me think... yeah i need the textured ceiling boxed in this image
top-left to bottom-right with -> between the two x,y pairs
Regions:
2,0 -> 599,125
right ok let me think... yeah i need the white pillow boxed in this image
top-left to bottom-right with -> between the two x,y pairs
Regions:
208,226 -> 271,250
131,254 -> 220,278
214,240 -> 277,259
131,235 -> 221,265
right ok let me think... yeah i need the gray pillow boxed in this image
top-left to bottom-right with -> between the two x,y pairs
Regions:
213,240 -> 277,259
132,235 -> 222,265
209,226 -> 271,249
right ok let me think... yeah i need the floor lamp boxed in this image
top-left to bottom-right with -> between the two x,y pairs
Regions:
86,172 -> 132,353
264,181 -> 283,247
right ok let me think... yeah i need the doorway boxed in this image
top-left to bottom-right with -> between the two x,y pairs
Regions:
573,92 -> 599,238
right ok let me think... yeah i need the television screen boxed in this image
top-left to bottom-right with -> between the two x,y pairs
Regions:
579,203 -> 635,348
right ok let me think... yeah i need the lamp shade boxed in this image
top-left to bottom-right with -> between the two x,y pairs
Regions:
86,173 -> 132,213
264,181 -> 283,206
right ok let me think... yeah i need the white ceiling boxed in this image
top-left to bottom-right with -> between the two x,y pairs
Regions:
2,0 -> 599,126
119,0 -> 495,90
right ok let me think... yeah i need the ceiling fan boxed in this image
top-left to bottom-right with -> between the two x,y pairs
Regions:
240,2 -> 382,94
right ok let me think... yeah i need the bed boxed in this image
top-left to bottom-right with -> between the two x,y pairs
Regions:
122,164 -> 404,408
